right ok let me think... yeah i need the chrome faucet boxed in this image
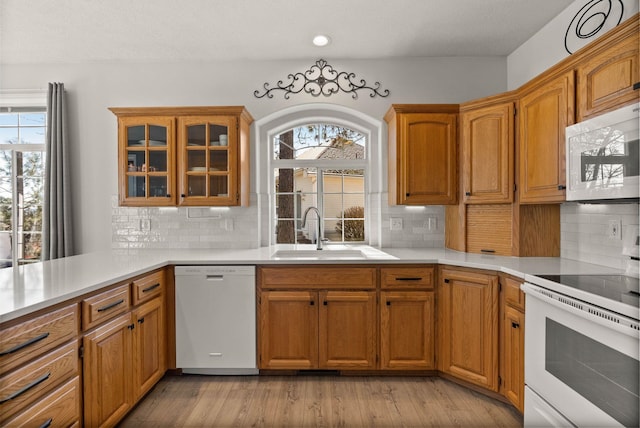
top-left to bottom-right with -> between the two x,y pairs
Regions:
301,206 -> 326,250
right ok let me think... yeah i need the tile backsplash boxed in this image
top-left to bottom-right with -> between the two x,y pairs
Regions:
111,195 -> 260,250
111,195 -> 637,273
561,202 -> 640,271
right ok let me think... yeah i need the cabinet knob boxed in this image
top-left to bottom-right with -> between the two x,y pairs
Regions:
406,193 -> 410,197
633,82 -> 640,90
128,324 -> 135,330
465,192 -> 471,196
181,194 -> 186,198
310,301 -> 314,306
138,317 -> 145,324
511,321 -> 520,329
444,278 -> 450,283
323,301 -> 328,306
557,185 -> 566,190
166,194 -> 171,198
386,301 -> 391,306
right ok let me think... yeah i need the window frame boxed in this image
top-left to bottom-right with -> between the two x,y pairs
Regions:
0,104 -> 47,268
270,125 -> 369,246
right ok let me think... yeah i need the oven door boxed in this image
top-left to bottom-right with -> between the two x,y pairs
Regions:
523,283 -> 639,428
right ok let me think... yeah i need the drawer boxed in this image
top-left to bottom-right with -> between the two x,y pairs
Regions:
82,283 -> 131,331
0,304 -> 78,375
3,376 -> 81,428
132,270 -> 165,305
0,341 -> 78,424
381,267 -> 434,289
503,277 -> 525,311
259,266 -> 376,289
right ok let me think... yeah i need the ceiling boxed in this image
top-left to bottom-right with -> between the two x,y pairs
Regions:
1,0 -> 575,64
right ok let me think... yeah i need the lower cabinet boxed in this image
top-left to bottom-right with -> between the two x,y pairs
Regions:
83,295 -> 165,427
437,266 -> 499,391
500,275 -> 525,413
259,289 -> 377,370
380,291 -> 435,369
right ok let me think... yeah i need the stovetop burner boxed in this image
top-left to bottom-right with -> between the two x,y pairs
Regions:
536,274 -> 640,308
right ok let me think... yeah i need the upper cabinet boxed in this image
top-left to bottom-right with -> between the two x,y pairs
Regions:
460,96 -> 515,204
111,106 -> 253,207
576,17 -> 639,121
117,116 -> 176,206
518,71 -> 575,204
385,105 -> 458,205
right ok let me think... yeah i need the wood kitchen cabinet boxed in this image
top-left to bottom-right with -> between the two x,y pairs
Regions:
0,304 -> 81,427
576,17 -> 639,121
111,106 -> 252,207
385,105 -> 458,205
380,266 -> 436,370
83,270 -> 166,428
258,266 -> 377,370
460,97 -> 515,204
499,275 -> 525,413
518,70 -> 574,203
437,266 -> 499,391
115,115 -> 176,206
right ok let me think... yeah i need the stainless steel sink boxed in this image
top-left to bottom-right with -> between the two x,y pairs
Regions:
271,249 -> 367,260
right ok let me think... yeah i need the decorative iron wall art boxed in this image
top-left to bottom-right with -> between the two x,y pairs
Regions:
254,59 -> 390,99
564,0 -> 624,54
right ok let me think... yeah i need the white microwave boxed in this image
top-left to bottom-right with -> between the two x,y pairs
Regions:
566,103 -> 639,201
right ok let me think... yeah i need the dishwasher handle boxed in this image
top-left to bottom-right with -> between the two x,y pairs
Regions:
206,275 -> 225,280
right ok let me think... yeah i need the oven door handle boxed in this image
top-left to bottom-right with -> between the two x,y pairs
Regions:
522,282 -> 640,338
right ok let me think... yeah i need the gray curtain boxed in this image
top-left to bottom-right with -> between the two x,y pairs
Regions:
43,82 -> 74,260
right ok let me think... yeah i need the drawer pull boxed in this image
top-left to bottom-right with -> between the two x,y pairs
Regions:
0,372 -> 50,404
97,299 -> 125,312
39,418 -> 53,428
395,277 -> 422,281
142,283 -> 161,293
0,332 -> 50,356
480,249 -> 496,253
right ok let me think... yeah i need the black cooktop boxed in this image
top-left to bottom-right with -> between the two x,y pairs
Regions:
536,274 -> 640,308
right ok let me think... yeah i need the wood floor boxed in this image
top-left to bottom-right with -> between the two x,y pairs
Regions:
119,375 -> 523,427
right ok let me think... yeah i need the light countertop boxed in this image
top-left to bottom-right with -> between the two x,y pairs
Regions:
0,245 -> 622,323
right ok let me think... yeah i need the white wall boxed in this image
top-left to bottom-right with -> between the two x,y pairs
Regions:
507,0 -> 640,271
508,0 -> 639,89
1,57 -> 507,253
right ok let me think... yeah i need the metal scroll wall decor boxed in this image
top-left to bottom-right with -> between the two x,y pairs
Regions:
564,0 -> 624,54
254,59 -> 390,99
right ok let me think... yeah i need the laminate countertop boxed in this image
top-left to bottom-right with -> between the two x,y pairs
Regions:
0,245 -> 622,323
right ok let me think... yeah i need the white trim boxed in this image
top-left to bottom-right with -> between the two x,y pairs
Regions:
254,103 -> 383,247
0,90 -> 47,108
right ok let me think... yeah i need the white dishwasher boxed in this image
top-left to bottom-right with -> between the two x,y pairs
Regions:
175,265 -> 257,375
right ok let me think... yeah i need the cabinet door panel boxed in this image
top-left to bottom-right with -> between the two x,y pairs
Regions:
133,297 -> 165,401
400,114 -> 457,205
462,102 -> 514,203
502,305 -> 525,413
178,115 -> 238,206
438,268 -> 499,391
118,116 -> 176,206
259,291 -> 318,369
380,291 -> 435,369
83,313 -> 133,428
518,71 -> 574,203
577,30 -> 639,121
319,291 -> 376,369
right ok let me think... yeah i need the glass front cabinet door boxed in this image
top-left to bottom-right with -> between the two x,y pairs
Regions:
117,116 -> 176,206
178,116 -> 238,206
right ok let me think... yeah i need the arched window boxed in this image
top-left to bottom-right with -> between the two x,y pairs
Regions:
272,124 -> 366,244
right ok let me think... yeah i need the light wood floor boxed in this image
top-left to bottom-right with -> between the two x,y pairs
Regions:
119,375 -> 523,427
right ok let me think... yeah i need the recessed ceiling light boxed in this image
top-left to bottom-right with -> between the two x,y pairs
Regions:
312,35 -> 331,47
